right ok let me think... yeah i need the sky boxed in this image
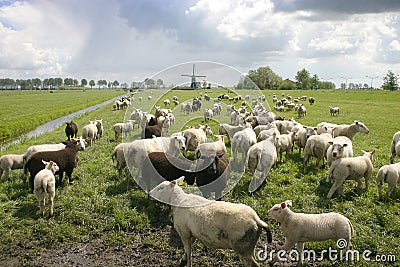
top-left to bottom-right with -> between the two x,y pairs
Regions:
0,0 -> 399,88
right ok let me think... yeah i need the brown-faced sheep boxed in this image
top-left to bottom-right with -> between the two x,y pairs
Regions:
65,121 -> 78,141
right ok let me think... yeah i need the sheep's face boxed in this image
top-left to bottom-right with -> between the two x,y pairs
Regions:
354,121 -> 370,134
174,136 -> 186,150
268,200 -> 293,221
305,127 -> 317,139
331,143 -> 347,158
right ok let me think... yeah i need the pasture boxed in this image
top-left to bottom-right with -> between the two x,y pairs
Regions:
0,89 -> 123,145
0,88 -> 400,266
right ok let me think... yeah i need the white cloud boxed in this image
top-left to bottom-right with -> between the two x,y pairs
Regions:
390,40 -> 400,51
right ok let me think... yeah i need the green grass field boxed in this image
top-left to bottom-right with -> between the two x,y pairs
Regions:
0,89 -> 124,144
0,88 -> 399,266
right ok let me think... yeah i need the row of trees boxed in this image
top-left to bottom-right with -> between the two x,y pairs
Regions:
0,78 -> 126,90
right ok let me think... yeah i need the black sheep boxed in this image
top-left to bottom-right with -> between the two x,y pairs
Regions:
65,121 -> 78,140
144,117 -> 162,139
195,152 -> 229,200
141,152 -> 196,194
24,140 -> 83,191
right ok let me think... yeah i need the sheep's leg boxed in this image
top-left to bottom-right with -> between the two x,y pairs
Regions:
3,167 -> 10,181
356,178 -> 363,190
327,182 -> 341,199
66,171 -> 73,185
0,168 -> 3,180
303,155 -> 310,173
179,235 -> 194,267
49,190 -> 55,217
296,242 -> 304,267
387,186 -> 395,199
378,181 -> 383,200
271,240 -> 296,265
39,196 -> 45,217
338,184 -> 345,197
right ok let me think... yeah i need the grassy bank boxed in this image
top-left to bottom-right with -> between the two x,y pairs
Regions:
0,88 -> 399,266
0,89 -> 124,144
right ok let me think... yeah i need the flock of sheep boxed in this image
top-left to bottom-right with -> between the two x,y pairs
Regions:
1,90 -> 400,266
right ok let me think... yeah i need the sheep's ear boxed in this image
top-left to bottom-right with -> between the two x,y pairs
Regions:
285,200 -> 293,206
62,141 -> 67,145
172,176 -> 185,186
361,149 -> 366,154
42,159 -> 48,165
355,120 -> 359,124
343,144 -> 348,147
314,127 -> 318,131
371,150 -> 376,155
280,202 -> 286,209
328,141 -> 333,145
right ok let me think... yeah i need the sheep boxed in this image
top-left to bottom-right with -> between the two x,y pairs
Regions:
144,117 -> 162,139
274,119 -> 300,134
141,152 -> 196,194
113,120 -> 135,140
194,135 -> 227,159
256,128 -> 280,142
148,95 -> 152,100
130,108 -> 144,129
82,121 -> 98,146
218,123 -> 251,144
163,99 -> 170,106
308,96 -> 315,105
94,119 -> 104,138
123,136 -> 187,183
247,133 -> 281,193
303,133 -> 333,173
111,143 -> 128,178
183,125 -> 213,156
149,177 -> 272,267
254,123 -> 275,137
267,200 -> 354,266
33,160 -> 59,217
24,140 -> 84,191
65,121 -> 78,141
329,106 -> 340,116
297,104 -> 307,118
203,108 -> 213,121
316,122 -> 337,135
326,136 -> 353,167
162,115 -> 171,133
195,152 -> 229,200
326,150 -> 375,199
277,132 -> 295,162
293,126 -> 317,154
231,128 -> 257,167
390,131 -> 400,164
0,154 -> 24,181
332,120 -> 370,141
376,162 -> 400,200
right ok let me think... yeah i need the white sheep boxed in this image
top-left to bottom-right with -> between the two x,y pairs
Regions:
274,119 -> 300,134
332,120 -> 369,141
277,132 -> 295,162
326,150 -> 375,199
82,121 -> 98,146
254,123 -> 275,137
23,143 -> 66,163
232,128 -> 257,167
257,127 -> 280,142
149,177 -> 272,267
247,133 -> 281,193
297,104 -> 307,118
294,126 -> 317,154
329,106 -> 340,116
182,125 -> 213,156
316,122 -> 337,135
203,108 -> 213,121
113,120 -> 135,140
390,131 -> 400,164
111,143 -> 128,178
303,133 -> 333,173
376,162 -> 400,200
194,135 -> 227,158
34,160 -> 59,217
0,154 -> 24,181
162,115 -> 171,133
326,136 -> 353,167
268,200 -> 354,266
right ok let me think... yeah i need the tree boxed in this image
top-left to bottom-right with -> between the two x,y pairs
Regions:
112,80 -> 119,88
246,66 -> 282,90
89,80 -> 95,88
156,78 -> 164,89
81,79 -> 87,87
295,68 -> 310,90
309,74 -> 319,90
382,70 -> 399,91
278,79 -> 296,90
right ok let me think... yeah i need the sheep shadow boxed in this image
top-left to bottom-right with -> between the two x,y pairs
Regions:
317,179 -> 370,203
13,202 -> 39,219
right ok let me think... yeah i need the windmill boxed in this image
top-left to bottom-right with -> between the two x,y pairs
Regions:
181,64 -> 206,89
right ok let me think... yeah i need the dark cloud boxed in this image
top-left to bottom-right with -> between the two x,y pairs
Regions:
273,0 -> 400,14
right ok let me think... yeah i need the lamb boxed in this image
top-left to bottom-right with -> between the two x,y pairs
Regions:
297,104 -> 306,118
268,200 -> 354,266
194,135 -> 227,159
162,115 -> 171,133
376,163 -> 400,200
247,133 -> 281,193
114,120 -> 135,140
277,132 -> 295,162
111,143 -> 128,178
293,126 -> 317,154
303,133 -> 333,173
254,123 -> 275,137
149,177 -> 272,267
326,150 -> 375,199
326,136 -> 353,167
65,121 -> 78,141
33,160 -> 59,217
123,136 -> 187,183
0,154 -> 24,181
316,122 -> 337,135
24,140 -> 84,191
231,128 -> 257,167
141,152 -> 196,194
332,120 -> 369,141
256,128 -> 280,142
182,125 -> 213,156
82,121 -> 98,146
203,108 -> 213,121
329,106 -> 340,116
94,119 -> 104,138
390,131 -> 400,163
195,152 -> 229,200
218,123 -> 251,145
